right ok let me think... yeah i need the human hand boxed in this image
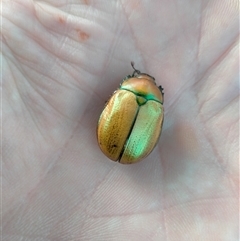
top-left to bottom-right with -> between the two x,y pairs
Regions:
2,0 -> 239,240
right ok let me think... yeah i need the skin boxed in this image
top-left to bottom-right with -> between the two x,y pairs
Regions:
2,0 -> 239,240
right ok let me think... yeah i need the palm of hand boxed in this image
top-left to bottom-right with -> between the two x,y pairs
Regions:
3,1 -> 238,240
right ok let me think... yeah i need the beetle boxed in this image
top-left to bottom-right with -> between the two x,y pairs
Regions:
97,62 -> 164,164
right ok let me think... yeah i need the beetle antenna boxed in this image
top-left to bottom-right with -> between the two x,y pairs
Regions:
131,61 -> 136,70
131,61 -> 139,72
131,61 -> 141,76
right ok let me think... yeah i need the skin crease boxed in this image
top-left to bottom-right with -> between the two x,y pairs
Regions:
2,0 -> 239,240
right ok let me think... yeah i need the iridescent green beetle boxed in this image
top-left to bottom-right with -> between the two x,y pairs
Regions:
97,62 -> 164,164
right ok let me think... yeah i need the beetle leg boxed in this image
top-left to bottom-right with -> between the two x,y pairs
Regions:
122,75 -> 132,82
158,85 -> 164,95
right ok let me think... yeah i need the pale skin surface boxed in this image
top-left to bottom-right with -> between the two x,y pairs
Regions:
2,0 -> 239,240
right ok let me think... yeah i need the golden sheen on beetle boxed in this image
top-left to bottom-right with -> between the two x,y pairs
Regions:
97,62 -> 164,164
